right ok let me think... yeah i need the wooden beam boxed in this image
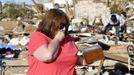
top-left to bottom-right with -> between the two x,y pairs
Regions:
104,52 -> 128,63
104,52 -> 134,66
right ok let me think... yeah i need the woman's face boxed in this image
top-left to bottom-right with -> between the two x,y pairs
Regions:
60,24 -> 69,35
55,24 -> 68,36
60,26 -> 66,34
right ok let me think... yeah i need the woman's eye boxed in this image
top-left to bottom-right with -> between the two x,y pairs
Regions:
60,25 -> 64,29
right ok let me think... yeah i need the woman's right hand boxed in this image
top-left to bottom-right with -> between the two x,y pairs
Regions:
54,30 -> 65,42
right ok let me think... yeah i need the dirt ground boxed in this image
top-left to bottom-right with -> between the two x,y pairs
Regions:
2,45 -> 133,75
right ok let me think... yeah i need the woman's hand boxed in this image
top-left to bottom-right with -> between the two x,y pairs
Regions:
33,30 -> 65,63
54,30 -> 65,42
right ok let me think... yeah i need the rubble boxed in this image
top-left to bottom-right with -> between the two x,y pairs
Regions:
0,0 -> 134,75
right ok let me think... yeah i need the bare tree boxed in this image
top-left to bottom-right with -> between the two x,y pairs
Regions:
0,1 -> 2,14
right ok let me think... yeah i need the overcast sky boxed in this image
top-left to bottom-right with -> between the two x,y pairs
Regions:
0,0 -> 48,5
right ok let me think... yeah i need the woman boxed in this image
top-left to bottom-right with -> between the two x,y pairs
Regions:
27,9 -> 86,75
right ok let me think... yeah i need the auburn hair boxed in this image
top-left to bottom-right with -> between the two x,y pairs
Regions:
37,9 -> 69,38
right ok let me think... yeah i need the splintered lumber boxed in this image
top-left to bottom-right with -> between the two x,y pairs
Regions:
32,0 -> 41,13
127,33 -> 134,39
104,52 -> 134,66
32,0 -> 44,18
